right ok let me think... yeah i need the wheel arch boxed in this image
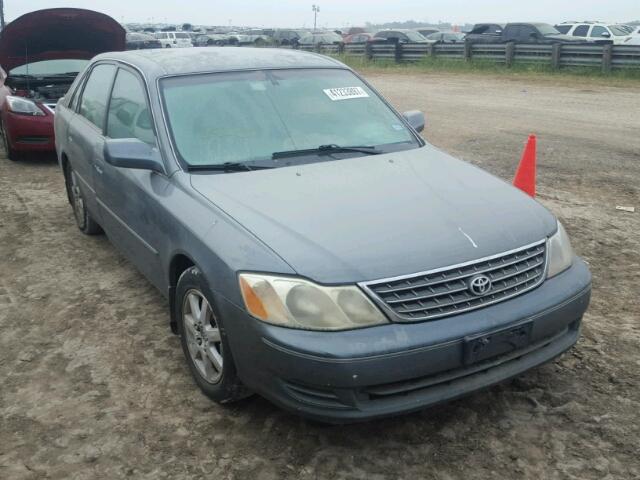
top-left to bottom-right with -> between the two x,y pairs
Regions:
60,152 -> 73,204
168,252 -> 197,334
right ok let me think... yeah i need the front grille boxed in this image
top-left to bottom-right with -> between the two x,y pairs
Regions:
361,240 -> 547,322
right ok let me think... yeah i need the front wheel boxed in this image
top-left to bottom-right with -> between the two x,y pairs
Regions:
1,121 -> 19,161
176,267 -> 251,403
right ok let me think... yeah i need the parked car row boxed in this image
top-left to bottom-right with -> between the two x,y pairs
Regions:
125,21 -> 640,51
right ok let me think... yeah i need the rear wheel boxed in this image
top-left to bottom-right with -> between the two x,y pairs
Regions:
176,267 -> 251,403
64,163 -> 102,235
1,121 -> 19,161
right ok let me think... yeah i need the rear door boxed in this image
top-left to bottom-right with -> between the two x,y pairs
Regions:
94,66 -> 166,288
66,63 -> 117,219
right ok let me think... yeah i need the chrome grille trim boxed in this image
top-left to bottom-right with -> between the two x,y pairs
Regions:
359,239 -> 548,322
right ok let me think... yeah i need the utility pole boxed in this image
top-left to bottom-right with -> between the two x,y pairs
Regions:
312,4 -> 319,32
0,0 -> 5,31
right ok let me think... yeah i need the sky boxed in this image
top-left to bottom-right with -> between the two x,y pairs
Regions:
5,1 -> 639,28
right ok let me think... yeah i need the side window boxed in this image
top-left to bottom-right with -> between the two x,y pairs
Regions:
590,26 -> 607,37
573,25 -> 589,37
78,64 -> 116,129
556,25 -> 571,34
519,26 -> 536,41
503,26 -> 519,41
107,69 -> 156,145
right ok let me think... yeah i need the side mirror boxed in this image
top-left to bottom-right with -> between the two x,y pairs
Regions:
601,31 -> 611,38
104,138 -> 165,174
403,110 -> 425,133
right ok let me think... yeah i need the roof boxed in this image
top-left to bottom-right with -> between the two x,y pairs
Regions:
94,47 -> 343,77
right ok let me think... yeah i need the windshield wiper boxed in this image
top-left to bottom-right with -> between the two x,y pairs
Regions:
272,144 -> 382,160
187,162 -> 274,172
46,72 -> 81,76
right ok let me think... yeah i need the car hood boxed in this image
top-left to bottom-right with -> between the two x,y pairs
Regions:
546,34 -> 582,42
0,8 -> 125,72
191,145 -> 557,284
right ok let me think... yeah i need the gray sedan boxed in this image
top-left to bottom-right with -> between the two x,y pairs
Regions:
54,48 -> 591,422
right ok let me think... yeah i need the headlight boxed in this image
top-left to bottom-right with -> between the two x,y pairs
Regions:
239,273 -> 388,331
6,95 -> 45,116
547,221 -> 574,278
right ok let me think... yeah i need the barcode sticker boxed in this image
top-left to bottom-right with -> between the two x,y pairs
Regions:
323,86 -> 370,101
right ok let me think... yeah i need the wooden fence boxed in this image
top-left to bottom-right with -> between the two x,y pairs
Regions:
285,41 -> 640,73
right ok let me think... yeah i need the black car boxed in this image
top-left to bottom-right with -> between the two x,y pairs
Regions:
126,32 -> 162,50
373,29 -> 428,43
464,23 -> 505,43
471,23 -> 583,44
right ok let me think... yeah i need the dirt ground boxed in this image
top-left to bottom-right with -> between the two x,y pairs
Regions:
1,71 -> 639,480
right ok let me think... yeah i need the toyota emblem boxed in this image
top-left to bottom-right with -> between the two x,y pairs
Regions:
468,274 -> 492,296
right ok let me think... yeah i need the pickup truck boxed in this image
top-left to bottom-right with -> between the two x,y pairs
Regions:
468,23 -> 582,44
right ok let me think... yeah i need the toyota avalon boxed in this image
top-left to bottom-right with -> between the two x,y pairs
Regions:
54,48 -> 591,422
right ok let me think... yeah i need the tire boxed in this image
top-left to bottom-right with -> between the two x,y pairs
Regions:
176,266 -> 251,403
1,121 -> 19,161
64,163 -> 102,235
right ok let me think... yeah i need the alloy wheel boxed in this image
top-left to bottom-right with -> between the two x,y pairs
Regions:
182,289 -> 224,383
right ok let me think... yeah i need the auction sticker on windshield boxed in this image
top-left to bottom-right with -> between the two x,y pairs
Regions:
323,86 -> 370,101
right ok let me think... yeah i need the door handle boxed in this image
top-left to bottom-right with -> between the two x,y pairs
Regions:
94,164 -> 103,175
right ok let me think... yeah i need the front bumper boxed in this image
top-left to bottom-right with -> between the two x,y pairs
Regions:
3,109 -> 55,152
218,258 -> 591,423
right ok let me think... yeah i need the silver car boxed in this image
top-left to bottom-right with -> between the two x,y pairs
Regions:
54,48 -> 591,422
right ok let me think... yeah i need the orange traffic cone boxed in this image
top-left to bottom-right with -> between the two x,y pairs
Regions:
513,134 -> 537,197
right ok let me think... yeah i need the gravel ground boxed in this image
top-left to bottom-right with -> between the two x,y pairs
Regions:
1,71 -> 639,480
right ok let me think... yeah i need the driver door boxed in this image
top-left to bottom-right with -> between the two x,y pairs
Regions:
94,66 -> 167,289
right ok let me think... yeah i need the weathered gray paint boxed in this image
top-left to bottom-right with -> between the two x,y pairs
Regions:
56,48 -> 556,308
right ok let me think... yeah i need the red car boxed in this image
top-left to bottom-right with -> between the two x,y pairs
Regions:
0,8 -> 125,160
344,33 -> 375,44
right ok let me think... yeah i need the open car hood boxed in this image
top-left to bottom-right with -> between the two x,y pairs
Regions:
0,8 -> 125,72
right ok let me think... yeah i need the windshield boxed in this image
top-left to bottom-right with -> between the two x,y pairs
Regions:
405,31 -> 427,42
10,59 -> 89,77
537,24 -> 562,36
608,26 -> 629,36
161,68 -> 418,167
